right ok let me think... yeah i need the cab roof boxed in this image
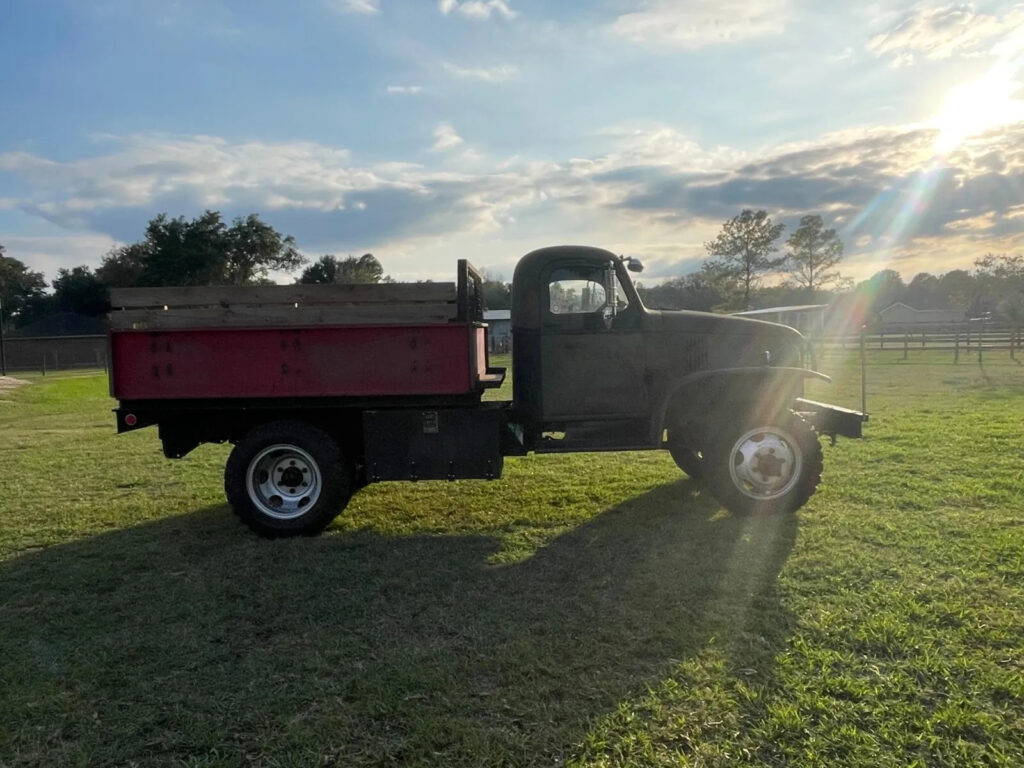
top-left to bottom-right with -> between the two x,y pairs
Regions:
512,245 -> 620,330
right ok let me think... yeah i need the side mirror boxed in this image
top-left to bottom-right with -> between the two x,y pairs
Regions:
627,257 -> 644,273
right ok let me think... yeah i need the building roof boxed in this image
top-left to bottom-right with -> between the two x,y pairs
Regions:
879,302 -> 958,316
484,309 -> 511,321
733,304 -> 828,317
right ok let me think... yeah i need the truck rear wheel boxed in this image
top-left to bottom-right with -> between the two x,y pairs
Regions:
225,421 -> 353,538
704,413 -> 821,516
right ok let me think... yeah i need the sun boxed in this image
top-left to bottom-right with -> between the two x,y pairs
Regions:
934,68 -> 1024,154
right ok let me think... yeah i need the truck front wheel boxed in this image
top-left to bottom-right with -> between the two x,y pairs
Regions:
704,413 -> 822,516
225,421 -> 353,538
663,436 -> 704,479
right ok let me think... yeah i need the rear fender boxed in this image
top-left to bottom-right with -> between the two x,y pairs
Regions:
652,366 -> 831,445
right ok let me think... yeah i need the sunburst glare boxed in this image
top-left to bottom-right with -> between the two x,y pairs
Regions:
934,65 -> 1024,153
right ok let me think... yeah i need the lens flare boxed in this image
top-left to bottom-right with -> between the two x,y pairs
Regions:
934,69 -> 1024,154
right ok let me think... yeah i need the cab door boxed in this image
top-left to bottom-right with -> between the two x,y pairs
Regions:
539,259 -> 648,421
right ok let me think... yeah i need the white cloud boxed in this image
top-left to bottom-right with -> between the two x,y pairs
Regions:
386,85 -> 423,94
328,0 -> 380,14
431,123 -> 465,152
438,0 -> 516,21
610,0 -> 789,49
0,233 -> 121,276
442,62 -> 517,81
3,121 -> 1024,281
867,3 -> 1024,64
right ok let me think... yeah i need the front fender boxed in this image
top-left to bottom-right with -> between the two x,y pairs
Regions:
651,366 -> 831,444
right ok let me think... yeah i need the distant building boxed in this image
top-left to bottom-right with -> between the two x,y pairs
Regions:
484,309 -> 511,352
877,303 -> 964,327
733,304 -> 829,336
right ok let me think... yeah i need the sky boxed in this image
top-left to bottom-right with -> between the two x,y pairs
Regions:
1,0 -> 1023,285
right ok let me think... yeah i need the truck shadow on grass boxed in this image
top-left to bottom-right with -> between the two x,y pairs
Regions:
0,481 -> 796,766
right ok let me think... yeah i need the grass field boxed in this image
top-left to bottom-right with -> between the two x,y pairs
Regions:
1,351 -> 1023,766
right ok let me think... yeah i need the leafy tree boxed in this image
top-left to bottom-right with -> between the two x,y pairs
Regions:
703,209 -> 785,310
0,244 -> 48,324
782,214 -> 844,296
937,269 -> 981,315
141,211 -> 230,286
298,254 -> 384,284
975,253 -> 1024,326
224,214 -> 305,285
297,255 -> 340,284
855,269 -> 907,320
904,273 -> 942,309
480,271 -> 511,310
97,243 -> 148,288
98,211 -> 305,287
637,273 -> 723,311
974,253 -> 1024,284
52,266 -> 111,316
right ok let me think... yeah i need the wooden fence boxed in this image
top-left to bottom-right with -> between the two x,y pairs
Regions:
813,323 -> 1023,363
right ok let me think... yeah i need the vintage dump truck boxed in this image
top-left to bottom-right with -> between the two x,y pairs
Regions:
109,245 -> 864,537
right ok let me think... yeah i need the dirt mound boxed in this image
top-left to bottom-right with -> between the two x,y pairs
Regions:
0,376 -> 29,393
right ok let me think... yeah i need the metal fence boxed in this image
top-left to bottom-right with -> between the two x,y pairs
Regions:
0,335 -> 108,374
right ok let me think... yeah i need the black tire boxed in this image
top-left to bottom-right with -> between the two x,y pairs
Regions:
225,420 -> 353,538
667,433 -> 704,480
703,412 -> 822,516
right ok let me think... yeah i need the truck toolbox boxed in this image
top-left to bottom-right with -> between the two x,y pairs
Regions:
364,407 -> 505,482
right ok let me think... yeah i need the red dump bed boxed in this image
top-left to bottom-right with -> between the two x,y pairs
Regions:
110,324 -> 490,400
108,261 -> 501,401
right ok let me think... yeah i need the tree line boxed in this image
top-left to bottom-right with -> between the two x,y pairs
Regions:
0,211 -> 392,328
1,207 -> 1022,330
634,209 -> 1024,330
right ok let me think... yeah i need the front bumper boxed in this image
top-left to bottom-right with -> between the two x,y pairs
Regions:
793,398 -> 867,439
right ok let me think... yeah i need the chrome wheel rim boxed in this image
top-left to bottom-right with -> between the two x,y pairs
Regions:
245,444 -> 322,520
727,426 -> 802,500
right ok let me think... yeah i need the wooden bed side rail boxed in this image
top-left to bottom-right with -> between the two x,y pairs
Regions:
108,303 -> 459,330
109,282 -> 457,310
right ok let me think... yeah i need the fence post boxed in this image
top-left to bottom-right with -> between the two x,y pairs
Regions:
0,298 -> 6,377
978,321 -> 984,363
42,355 -> 46,376
860,326 -> 867,417
903,333 -> 909,360
954,329 -> 959,364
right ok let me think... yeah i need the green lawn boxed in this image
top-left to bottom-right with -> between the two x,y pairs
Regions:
1,350 -> 1022,766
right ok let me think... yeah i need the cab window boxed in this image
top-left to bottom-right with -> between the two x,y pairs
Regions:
548,267 -> 607,315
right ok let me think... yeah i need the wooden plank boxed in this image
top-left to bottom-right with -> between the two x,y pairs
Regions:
109,303 -> 457,330
110,282 -> 457,309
